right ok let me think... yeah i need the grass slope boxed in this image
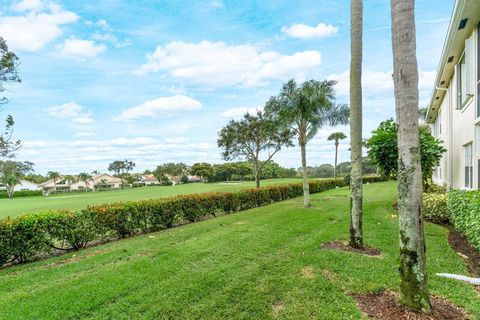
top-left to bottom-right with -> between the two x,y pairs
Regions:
0,182 -> 478,319
0,178 -> 304,218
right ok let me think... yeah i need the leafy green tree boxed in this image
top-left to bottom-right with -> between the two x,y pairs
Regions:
23,173 -> 47,184
190,162 -> 214,182
365,119 -> 445,189
391,0 -> 431,311
0,161 -> 33,199
317,164 -> 334,178
108,159 -> 136,188
265,79 -> 349,207
218,112 -> 293,188
0,38 -> 21,158
154,163 -> 189,185
47,171 -> 60,192
78,172 -> 93,192
327,132 -> 347,179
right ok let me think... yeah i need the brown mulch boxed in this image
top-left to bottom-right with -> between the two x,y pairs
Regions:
445,225 -> 480,277
320,240 -> 382,256
353,291 -> 468,320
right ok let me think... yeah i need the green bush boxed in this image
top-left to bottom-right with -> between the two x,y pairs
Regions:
425,184 -> 446,194
0,176 -> 384,267
0,190 -> 43,198
448,190 -> 480,250
422,193 -> 448,223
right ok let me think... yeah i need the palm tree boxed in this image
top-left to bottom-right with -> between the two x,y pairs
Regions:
266,79 -> 349,207
78,172 -> 92,192
391,0 -> 431,312
47,171 -> 60,192
327,132 -> 347,179
349,0 -> 364,249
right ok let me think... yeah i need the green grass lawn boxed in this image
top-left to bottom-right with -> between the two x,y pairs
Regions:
0,178 -> 305,218
0,181 -> 478,319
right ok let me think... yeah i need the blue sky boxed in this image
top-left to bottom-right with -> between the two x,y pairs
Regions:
0,0 -> 453,174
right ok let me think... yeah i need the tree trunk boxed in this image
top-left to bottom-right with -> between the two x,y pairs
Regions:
349,0 -> 364,249
334,142 -> 339,179
253,160 -> 260,188
7,185 -> 14,199
300,141 -> 310,208
391,0 -> 431,312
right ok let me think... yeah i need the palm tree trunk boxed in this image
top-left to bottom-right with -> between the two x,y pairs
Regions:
349,0 -> 364,249
253,160 -> 260,188
300,141 -> 310,208
334,142 -> 338,179
391,0 -> 431,312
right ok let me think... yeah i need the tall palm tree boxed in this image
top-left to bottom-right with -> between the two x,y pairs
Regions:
78,172 -> 93,192
265,79 -> 349,208
349,0 -> 364,249
47,171 -> 60,192
327,132 -> 347,179
391,0 -> 431,312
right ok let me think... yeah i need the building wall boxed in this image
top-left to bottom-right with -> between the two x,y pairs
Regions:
432,28 -> 480,190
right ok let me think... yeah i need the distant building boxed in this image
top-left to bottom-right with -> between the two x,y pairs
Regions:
41,174 -> 122,192
140,174 -> 160,186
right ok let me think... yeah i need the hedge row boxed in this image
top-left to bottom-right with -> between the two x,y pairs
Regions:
0,176 -> 386,267
0,190 -> 43,198
448,190 -> 480,250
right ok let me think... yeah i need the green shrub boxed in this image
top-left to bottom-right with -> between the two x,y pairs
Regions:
0,176 -> 385,267
448,190 -> 480,250
422,193 -> 448,223
425,184 -> 446,194
0,190 -> 43,198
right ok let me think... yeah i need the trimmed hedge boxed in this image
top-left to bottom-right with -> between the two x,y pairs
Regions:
448,190 -> 480,250
0,190 -> 43,198
0,176 -> 386,267
422,192 -> 449,223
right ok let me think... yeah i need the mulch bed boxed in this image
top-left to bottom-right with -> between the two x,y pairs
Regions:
445,225 -> 480,277
320,240 -> 382,256
352,291 -> 469,320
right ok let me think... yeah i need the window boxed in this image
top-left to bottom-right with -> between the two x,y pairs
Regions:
465,143 -> 473,188
477,22 -> 480,117
457,37 -> 475,109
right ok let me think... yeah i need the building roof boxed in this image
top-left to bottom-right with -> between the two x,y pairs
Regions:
427,0 -> 480,123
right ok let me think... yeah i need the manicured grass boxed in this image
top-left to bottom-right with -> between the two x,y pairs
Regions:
0,178 -> 304,218
0,182 -> 478,319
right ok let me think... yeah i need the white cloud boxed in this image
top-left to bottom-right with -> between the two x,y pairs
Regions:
135,40 -> 321,87
92,32 -> 131,48
44,102 -> 94,123
110,137 -> 158,145
74,131 -> 97,138
56,37 -> 106,59
116,95 -> 202,121
281,23 -> 338,39
0,1 -> 78,52
165,137 -> 189,144
221,106 -> 263,119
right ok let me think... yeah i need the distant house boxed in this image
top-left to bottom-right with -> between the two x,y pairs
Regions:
0,180 -> 40,192
187,175 -> 203,183
140,174 -> 160,186
71,174 -> 122,191
40,174 -> 122,192
40,176 -> 75,192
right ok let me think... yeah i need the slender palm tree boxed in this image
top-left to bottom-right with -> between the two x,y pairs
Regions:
391,0 -> 431,312
47,171 -> 60,192
78,172 -> 93,192
327,132 -> 347,179
265,79 -> 349,208
349,0 -> 364,249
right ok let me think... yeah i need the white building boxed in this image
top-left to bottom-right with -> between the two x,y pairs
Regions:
427,0 -> 480,190
0,180 -> 40,192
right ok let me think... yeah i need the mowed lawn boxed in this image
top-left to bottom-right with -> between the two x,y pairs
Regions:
0,178 -> 304,218
0,181 -> 478,319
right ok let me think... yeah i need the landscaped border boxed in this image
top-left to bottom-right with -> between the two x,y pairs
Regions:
0,176 -> 386,268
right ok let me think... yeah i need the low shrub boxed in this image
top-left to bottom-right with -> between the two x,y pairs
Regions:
0,190 -> 43,198
0,176 -> 385,267
422,192 -> 449,223
448,190 -> 480,250
425,184 -> 447,194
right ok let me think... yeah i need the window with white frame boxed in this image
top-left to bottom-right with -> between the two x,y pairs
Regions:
465,143 -> 473,188
457,36 -> 475,109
